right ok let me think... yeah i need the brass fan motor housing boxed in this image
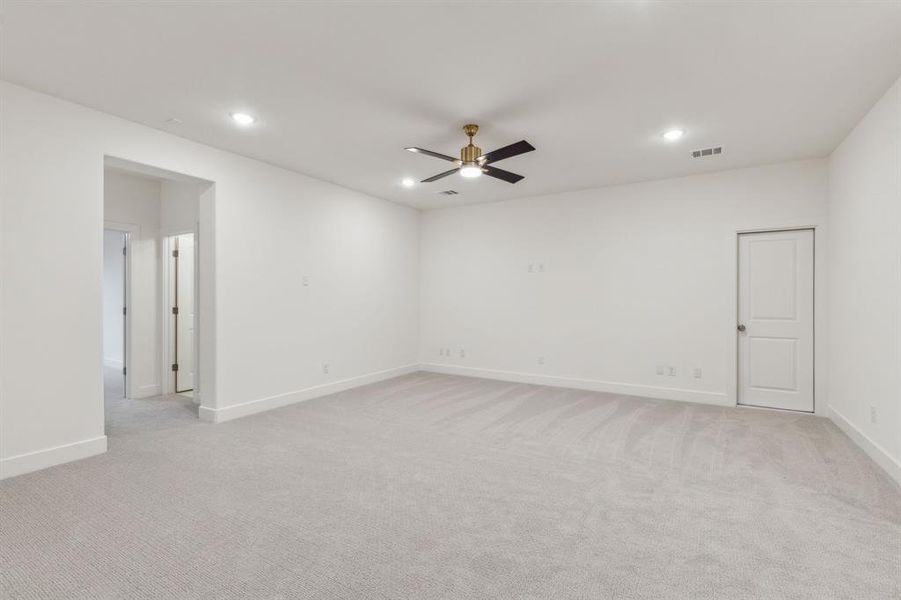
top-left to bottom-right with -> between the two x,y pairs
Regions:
461,144 -> 482,163
460,123 -> 482,163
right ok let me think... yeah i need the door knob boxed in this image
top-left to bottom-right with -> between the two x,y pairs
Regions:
737,324 -> 746,332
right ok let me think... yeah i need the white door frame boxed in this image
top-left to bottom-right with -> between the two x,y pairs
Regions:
104,155 -> 217,420
103,221 -> 139,400
162,230 -> 198,396
734,225 -> 818,413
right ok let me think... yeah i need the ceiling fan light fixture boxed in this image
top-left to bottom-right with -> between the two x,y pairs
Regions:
406,124 -> 534,185
459,164 -> 482,178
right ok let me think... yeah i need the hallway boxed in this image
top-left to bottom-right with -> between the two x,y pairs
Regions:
104,366 -> 198,439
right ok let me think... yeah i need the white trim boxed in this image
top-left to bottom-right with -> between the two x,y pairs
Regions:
0,436 -> 108,480
829,407 -> 901,487
104,220 -> 141,234
199,364 -> 421,423
419,363 -> 731,406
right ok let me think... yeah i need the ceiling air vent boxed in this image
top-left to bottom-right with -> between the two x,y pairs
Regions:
439,190 -> 458,195
691,146 -> 723,158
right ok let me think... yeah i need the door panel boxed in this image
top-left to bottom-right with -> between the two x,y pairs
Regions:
175,234 -> 195,393
748,239 -> 797,320
748,337 -> 797,391
738,229 -> 814,412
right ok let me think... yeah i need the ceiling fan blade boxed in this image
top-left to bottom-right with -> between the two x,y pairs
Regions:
421,168 -> 459,183
478,140 -> 535,165
406,147 -> 462,164
482,165 -> 524,184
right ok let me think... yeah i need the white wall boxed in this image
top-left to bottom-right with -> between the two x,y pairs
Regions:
104,169 -> 163,398
5,75 -> 896,484
420,160 -> 828,408
0,81 -> 420,477
827,75 -> 901,483
102,230 -> 125,367
160,179 -> 200,235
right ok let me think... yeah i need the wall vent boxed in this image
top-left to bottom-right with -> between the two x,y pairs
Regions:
439,190 -> 459,195
691,146 -> 723,158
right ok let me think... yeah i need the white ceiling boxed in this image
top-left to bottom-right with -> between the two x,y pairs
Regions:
2,1 -> 900,209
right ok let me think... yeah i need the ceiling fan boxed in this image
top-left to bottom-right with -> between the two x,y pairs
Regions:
406,124 -> 535,184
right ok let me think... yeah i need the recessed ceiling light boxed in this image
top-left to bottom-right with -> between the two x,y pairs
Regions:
662,128 -> 685,141
401,177 -> 415,188
230,112 -> 256,126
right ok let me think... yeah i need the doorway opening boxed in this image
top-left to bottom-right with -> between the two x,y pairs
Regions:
101,156 -> 214,436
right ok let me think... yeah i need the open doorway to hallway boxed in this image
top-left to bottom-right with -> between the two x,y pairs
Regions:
102,159 -> 208,437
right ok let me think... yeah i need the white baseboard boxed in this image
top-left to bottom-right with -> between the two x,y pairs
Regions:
829,407 -> 901,487
0,436 -> 107,480
419,363 -> 732,407
199,364 -> 420,423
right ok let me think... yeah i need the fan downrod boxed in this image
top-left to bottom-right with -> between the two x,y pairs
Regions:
461,124 -> 481,163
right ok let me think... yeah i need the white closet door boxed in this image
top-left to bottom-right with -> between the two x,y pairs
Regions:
738,229 -> 814,412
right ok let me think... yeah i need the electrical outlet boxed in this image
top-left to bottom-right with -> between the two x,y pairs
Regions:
302,275 -> 309,287
667,366 -> 677,377
656,365 -> 664,376
527,264 -> 534,273
537,263 -> 545,272
538,356 -> 545,365
322,363 -> 329,375
693,368 -> 702,379
870,405 -> 877,424
459,349 -> 466,358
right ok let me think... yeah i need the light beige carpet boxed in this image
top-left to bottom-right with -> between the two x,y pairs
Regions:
1,372 -> 899,599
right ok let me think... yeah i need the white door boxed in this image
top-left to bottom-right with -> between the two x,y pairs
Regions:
174,233 -> 195,392
738,229 -> 814,412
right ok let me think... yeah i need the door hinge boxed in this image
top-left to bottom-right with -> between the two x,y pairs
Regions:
122,246 -> 127,256
172,249 -> 179,258
172,306 -> 179,315
171,363 -> 179,372
123,306 -> 127,316
123,366 -> 127,376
